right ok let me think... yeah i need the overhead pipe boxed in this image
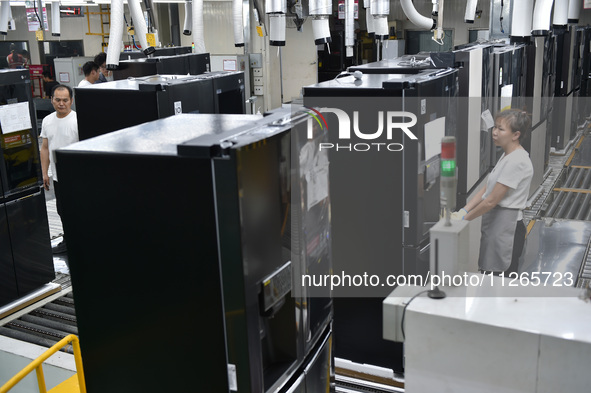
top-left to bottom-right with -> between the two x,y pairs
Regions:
233,0 -> 245,46
310,0 -> 332,45
553,0 -> 569,27
371,0 -> 389,41
106,0 -> 125,69
464,0 -> 477,23
364,0 -> 374,37
183,1 -> 191,35
432,0 -> 439,16
434,0 -> 445,43
51,1 -> 60,37
400,0 -> 435,30
345,0 -> 354,56
128,0 -> 155,54
0,2 -> 10,35
532,0 -> 554,36
192,0 -> 207,52
266,0 -> 286,46
568,0 -> 582,23
510,0 -> 533,41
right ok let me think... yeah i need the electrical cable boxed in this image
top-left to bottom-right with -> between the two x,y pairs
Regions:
401,290 -> 429,340
33,1 -> 42,28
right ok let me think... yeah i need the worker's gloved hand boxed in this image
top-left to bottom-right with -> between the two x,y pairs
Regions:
451,208 -> 468,220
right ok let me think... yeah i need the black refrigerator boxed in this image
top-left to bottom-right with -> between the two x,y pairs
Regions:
551,26 -> 577,150
113,53 -> 210,80
75,72 -> 245,140
304,69 -> 458,372
56,108 -> 333,393
0,69 -> 53,307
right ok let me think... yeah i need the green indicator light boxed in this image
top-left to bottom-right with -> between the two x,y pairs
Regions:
441,159 -> 456,177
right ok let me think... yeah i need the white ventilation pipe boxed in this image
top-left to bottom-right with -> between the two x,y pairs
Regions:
51,1 -> 60,37
310,0 -> 331,44
345,0 -> 354,56
371,0 -> 389,40
233,0 -> 244,46
510,0 -> 533,39
128,0 -> 154,54
532,0 -> 554,36
0,2 -> 10,35
183,1 -> 191,35
364,0 -> 374,36
266,0 -> 286,46
400,0 -> 435,30
464,0 -> 477,23
192,0 -> 207,53
568,0 -> 582,23
553,0 -> 569,27
106,0 -> 124,69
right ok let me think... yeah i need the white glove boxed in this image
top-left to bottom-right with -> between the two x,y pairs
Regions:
451,208 -> 468,220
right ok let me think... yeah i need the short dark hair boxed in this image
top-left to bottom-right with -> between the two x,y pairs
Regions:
495,109 -> 531,142
94,52 -> 107,66
52,84 -> 73,99
42,70 -> 52,79
82,61 -> 99,76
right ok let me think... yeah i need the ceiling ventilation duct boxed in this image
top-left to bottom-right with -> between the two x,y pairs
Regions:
510,0 -> 533,40
233,0 -> 245,46
106,0 -> 125,69
266,0 -> 286,46
532,0 -> 554,36
310,0 -> 332,45
183,1 -> 191,35
568,0 -> 582,23
192,0 -> 207,53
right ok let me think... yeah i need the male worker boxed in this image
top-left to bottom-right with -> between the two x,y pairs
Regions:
40,85 -> 78,254
78,61 -> 100,87
42,71 -> 59,98
94,52 -> 109,83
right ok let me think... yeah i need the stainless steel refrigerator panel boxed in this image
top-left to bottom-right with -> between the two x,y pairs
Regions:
520,220 -> 591,283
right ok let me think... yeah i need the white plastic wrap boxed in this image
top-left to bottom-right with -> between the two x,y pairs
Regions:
106,0 -> 124,68
233,0 -> 244,46
511,0 -> 533,37
0,2 -> 10,35
400,0 -> 433,30
183,1 -> 192,35
532,0 -> 554,33
192,0 -> 207,53
553,0 -> 569,26
269,13 -> 286,44
128,0 -> 151,51
464,0 -> 478,22
568,0 -> 582,22
51,1 -> 60,36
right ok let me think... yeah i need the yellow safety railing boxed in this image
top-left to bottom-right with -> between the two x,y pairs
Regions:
0,334 -> 86,393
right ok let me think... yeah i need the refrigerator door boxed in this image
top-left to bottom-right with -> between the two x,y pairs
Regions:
0,128 -> 42,198
0,204 -> 19,306
5,191 -> 53,296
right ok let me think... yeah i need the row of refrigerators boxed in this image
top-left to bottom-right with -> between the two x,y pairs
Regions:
301,24 -> 591,375
2,23 -> 591,390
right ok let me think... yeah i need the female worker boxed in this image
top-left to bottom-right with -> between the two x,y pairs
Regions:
454,109 -> 534,274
